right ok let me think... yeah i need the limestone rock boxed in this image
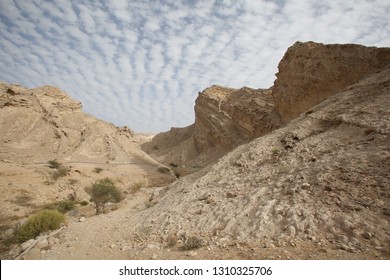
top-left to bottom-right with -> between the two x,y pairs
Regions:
272,41 -> 390,122
142,86 -> 280,167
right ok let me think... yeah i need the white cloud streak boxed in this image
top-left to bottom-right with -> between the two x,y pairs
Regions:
0,0 -> 389,132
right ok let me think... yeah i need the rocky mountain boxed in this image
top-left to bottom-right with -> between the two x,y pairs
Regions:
134,65 -> 390,258
142,42 -> 390,169
142,85 -> 280,167
0,83 -> 175,249
134,41 -> 390,258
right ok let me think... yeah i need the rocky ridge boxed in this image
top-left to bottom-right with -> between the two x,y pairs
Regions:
142,42 -> 390,168
273,41 -> 390,122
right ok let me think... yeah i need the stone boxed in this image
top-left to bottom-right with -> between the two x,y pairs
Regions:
147,243 -> 159,250
20,239 -> 35,251
285,225 -> 296,236
36,238 -> 49,249
362,232 -> 372,240
177,230 -> 186,239
79,217 -> 86,222
187,251 -> 198,257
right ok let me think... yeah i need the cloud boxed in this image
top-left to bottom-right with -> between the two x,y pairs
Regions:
0,0 -> 389,133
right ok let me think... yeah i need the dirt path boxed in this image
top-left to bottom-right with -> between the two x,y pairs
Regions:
18,191 -> 387,260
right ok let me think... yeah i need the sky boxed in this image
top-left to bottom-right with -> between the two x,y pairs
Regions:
0,0 -> 389,133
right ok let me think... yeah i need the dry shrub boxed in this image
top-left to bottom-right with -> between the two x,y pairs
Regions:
15,210 -> 65,243
181,236 -> 204,251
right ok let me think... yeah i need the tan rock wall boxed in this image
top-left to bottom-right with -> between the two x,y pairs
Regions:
273,41 -> 390,122
193,85 -> 279,154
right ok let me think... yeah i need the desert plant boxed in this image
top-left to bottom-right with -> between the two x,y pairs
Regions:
68,178 -> 79,185
45,200 -> 75,214
93,167 -> 104,173
181,236 -> 204,251
47,160 -> 61,169
271,147 -> 280,155
51,165 -> 70,180
87,178 -> 122,215
14,210 -> 65,243
166,235 -> 178,248
79,200 -> 89,206
169,162 -> 178,168
130,181 -> 147,194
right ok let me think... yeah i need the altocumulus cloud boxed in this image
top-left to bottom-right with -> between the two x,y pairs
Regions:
0,0 -> 389,133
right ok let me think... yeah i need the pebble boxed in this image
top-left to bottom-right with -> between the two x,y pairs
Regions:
20,239 -> 35,251
285,225 -> 296,236
79,217 -> 86,222
121,245 -> 131,251
187,251 -> 198,257
338,244 -> 349,251
147,243 -> 159,250
177,229 -> 186,239
36,238 -> 49,249
362,232 -> 372,240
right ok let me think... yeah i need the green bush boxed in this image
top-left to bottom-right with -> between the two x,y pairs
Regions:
15,210 -> 65,243
45,200 -> 75,213
79,200 -> 89,206
87,178 -> 122,214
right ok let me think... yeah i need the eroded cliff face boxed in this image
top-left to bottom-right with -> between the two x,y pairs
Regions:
273,41 -> 390,122
193,85 -> 280,153
142,85 -> 280,166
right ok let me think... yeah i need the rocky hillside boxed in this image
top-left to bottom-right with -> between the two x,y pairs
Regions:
1,83 -> 147,164
0,83 -> 175,253
134,66 -> 390,257
142,42 -> 390,168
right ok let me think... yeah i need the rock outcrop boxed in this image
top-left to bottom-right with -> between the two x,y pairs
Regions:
142,85 -> 280,166
193,85 -> 280,153
273,41 -> 390,122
